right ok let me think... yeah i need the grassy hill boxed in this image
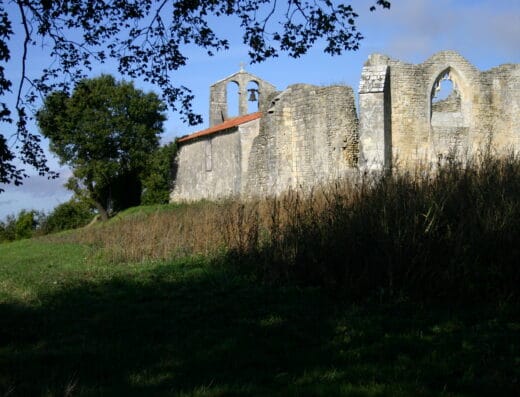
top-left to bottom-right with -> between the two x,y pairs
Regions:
1,155 -> 519,396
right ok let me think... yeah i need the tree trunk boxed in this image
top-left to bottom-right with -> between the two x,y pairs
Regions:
92,200 -> 109,221
87,182 -> 109,221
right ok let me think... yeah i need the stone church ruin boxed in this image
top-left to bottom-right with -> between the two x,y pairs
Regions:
170,51 -> 520,202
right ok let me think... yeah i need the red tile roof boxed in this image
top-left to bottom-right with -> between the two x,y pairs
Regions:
177,112 -> 262,143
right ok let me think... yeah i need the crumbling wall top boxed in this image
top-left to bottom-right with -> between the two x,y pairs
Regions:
359,65 -> 389,93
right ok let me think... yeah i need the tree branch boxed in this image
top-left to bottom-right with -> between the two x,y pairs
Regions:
15,0 -> 30,113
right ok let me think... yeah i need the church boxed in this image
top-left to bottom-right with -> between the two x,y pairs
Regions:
171,51 -> 520,202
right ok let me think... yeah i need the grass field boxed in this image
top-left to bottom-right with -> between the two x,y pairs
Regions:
2,156 -> 520,396
1,237 -> 519,396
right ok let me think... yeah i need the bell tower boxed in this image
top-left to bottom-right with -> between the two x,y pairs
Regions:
209,65 -> 277,127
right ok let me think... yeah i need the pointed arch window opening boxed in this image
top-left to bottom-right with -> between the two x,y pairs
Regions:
433,77 -> 455,102
429,67 -> 469,161
430,69 -> 463,116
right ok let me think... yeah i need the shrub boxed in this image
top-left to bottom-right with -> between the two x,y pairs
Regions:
0,214 -> 16,243
141,141 -> 178,205
14,210 -> 39,240
40,199 -> 94,234
0,210 -> 43,242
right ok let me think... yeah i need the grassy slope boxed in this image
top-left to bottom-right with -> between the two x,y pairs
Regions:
0,236 -> 518,396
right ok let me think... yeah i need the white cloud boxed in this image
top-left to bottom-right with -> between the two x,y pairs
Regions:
357,0 -> 520,65
0,169 -> 72,219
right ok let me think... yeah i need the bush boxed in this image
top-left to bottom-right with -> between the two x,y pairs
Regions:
40,199 -> 94,234
0,214 -> 16,243
15,210 -> 38,240
141,141 -> 178,205
0,210 -> 43,242
247,154 -> 520,302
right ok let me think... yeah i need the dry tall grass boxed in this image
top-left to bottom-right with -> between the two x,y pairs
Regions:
50,152 -> 520,302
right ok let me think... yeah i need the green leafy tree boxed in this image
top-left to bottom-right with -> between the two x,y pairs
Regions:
141,141 -> 178,205
0,214 -> 16,243
0,209 -> 42,242
14,209 -> 38,240
0,0 -> 390,191
40,199 -> 94,234
36,75 -> 166,220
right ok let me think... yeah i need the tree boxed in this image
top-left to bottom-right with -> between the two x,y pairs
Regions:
141,141 -> 178,205
40,198 -> 94,234
0,214 -> 16,242
36,75 -> 166,220
0,209 -> 42,242
0,1 -> 391,191
13,209 -> 39,239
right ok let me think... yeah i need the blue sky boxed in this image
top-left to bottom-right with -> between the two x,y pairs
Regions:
1,0 -> 519,220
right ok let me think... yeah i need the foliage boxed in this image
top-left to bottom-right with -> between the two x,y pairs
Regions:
0,0 -> 391,191
0,199 -> 93,243
240,154 -> 520,302
36,75 -> 166,219
0,209 -> 42,242
0,214 -> 15,242
141,141 -> 178,205
13,209 -> 37,240
40,199 -> 94,234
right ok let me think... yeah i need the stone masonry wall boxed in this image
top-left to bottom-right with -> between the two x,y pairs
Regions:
245,84 -> 359,197
481,64 -> 520,153
358,62 -> 391,169
171,118 -> 260,201
359,51 -> 520,168
171,51 -> 519,203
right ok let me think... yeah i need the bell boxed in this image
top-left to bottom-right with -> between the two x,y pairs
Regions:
248,88 -> 258,102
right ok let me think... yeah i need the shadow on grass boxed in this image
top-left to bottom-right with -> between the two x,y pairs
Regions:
1,260 -> 518,397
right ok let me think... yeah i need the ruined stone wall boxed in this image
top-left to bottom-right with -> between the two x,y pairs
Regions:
360,51 -> 520,168
170,118 -> 261,201
172,51 -> 519,203
246,84 -> 359,197
238,118 -> 261,194
358,62 -> 391,169
480,64 -> 520,153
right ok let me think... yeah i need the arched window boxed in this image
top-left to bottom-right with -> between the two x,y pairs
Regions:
431,70 -> 461,114
433,78 -> 454,102
246,80 -> 260,114
227,81 -> 239,117
430,68 -> 468,160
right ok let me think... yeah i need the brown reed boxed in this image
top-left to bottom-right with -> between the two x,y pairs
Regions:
47,151 -> 520,301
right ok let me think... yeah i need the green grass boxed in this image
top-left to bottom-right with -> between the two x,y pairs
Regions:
1,239 -> 518,396
0,240 -> 90,302
109,200 -> 213,221
110,202 -> 181,219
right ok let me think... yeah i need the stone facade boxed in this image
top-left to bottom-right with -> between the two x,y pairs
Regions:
171,51 -> 520,202
359,51 -> 520,169
246,84 -> 358,196
170,114 -> 261,201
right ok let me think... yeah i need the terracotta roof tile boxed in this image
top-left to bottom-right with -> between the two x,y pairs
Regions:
177,112 -> 262,143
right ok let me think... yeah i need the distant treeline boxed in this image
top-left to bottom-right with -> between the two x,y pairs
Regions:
0,200 -> 94,243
